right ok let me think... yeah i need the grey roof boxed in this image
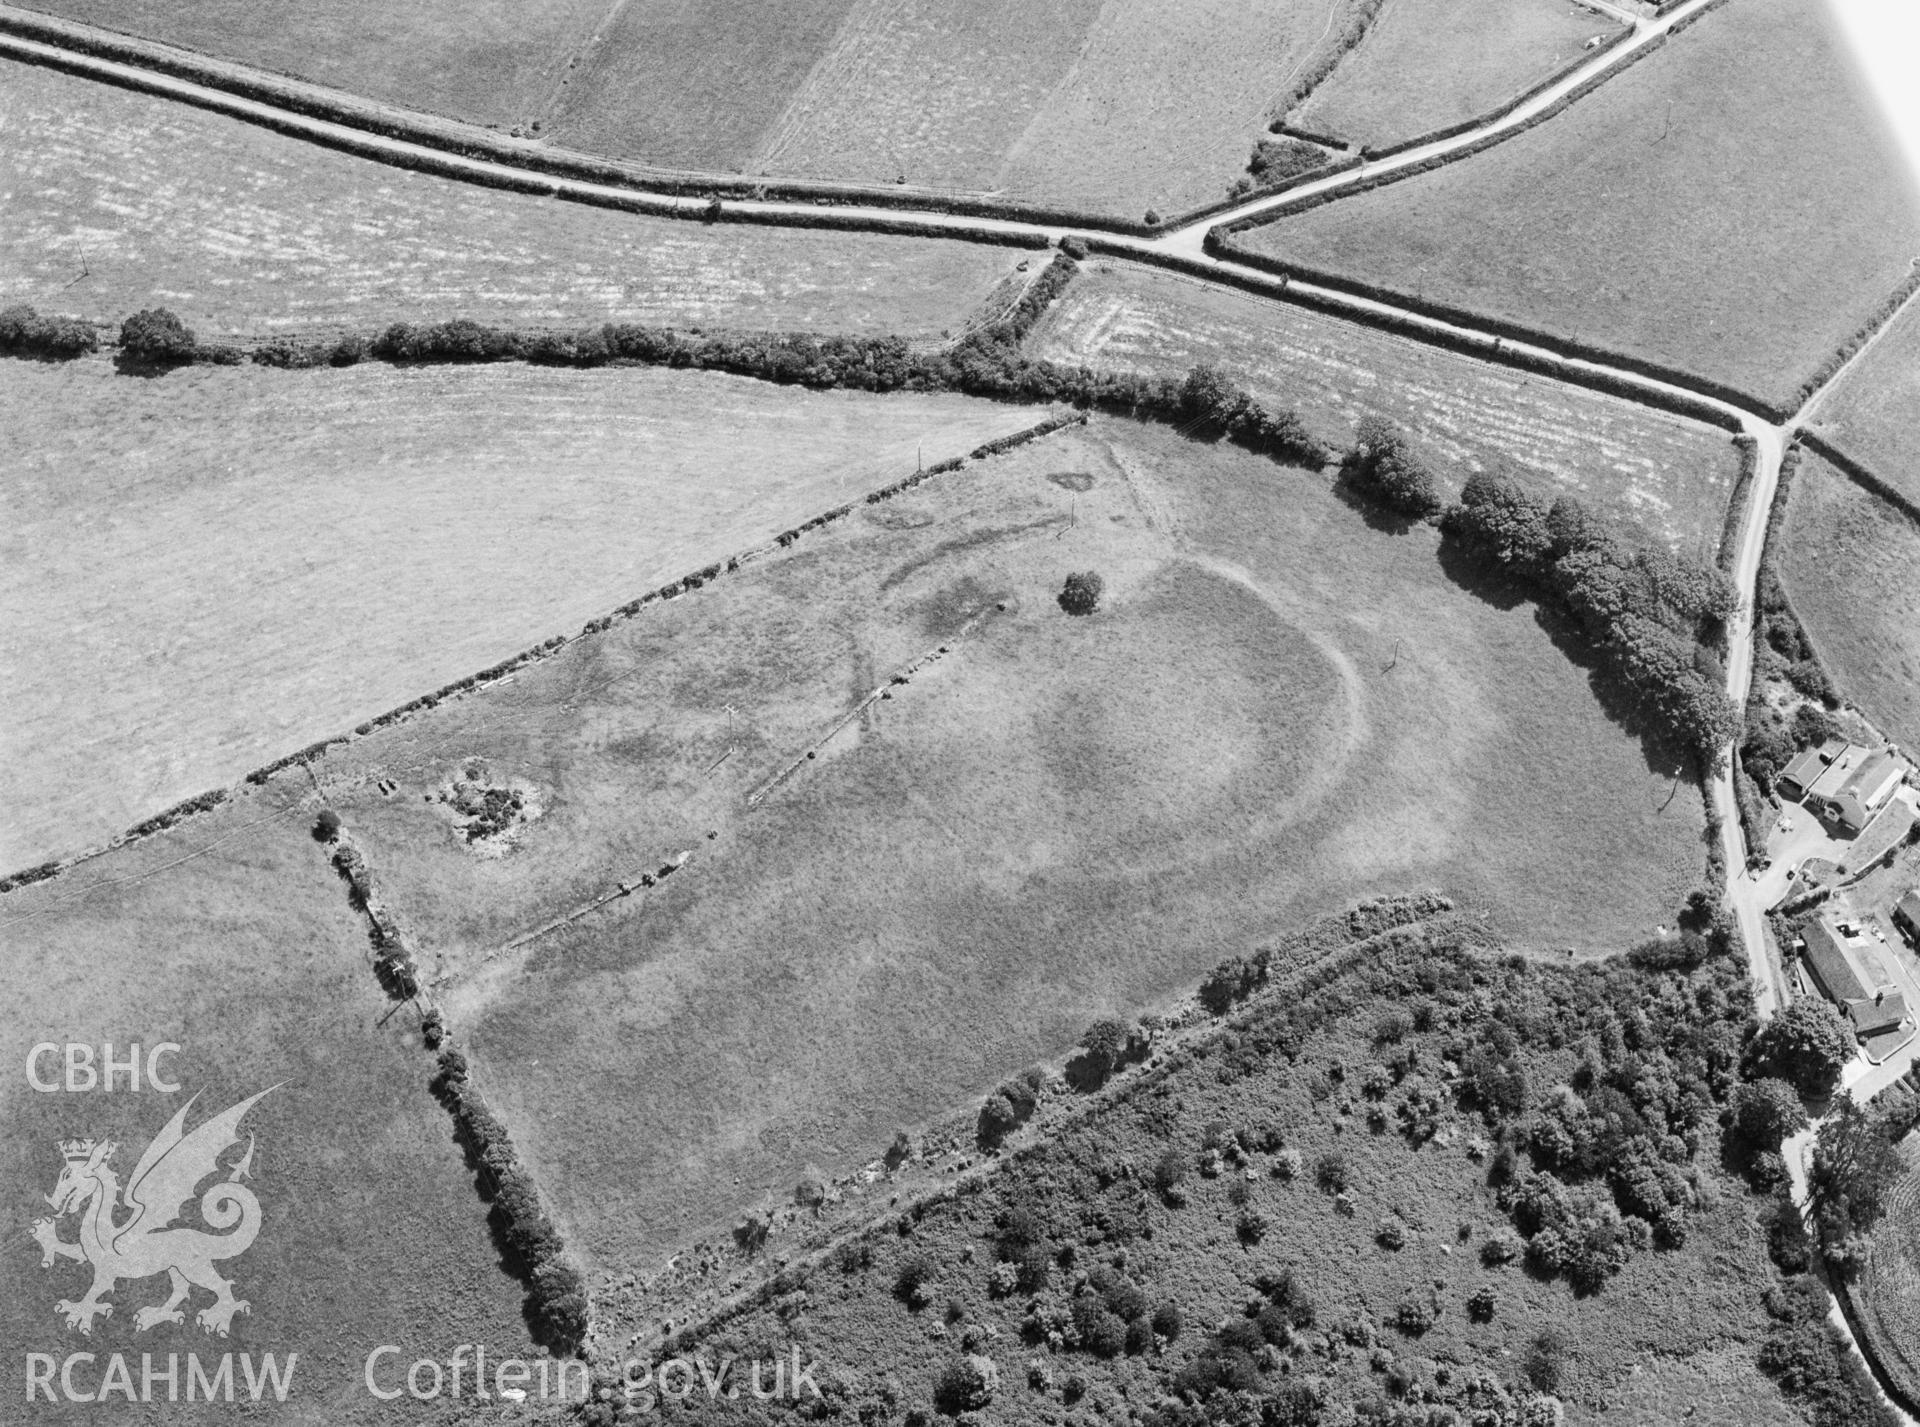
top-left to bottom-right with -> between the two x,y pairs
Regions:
1849,992 -> 1909,1038
1803,920 -> 1870,1004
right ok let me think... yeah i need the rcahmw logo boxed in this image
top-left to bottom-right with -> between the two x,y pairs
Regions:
23,1044 -> 294,1403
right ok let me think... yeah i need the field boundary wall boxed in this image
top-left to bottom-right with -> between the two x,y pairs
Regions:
0,1 -> 1716,243
0,7 -> 1175,238
1719,433 -> 1760,571
1082,240 -> 1751,431
1791,270 -> 1920,412
644,898 -> 1461,1356
1197,238 -> 1778,422
1797,432 -> 1920,530
1217,29 -> 1672,230
0,408 -> 1084,893
1356,24 -> 1635,162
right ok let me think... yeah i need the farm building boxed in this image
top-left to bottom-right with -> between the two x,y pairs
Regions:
1795,743 -> 1908,832
1801,916 -> 1913,1052
1776,737 -> 1847,801
1896,890 -> 1920,946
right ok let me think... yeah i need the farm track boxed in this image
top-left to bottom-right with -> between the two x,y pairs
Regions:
12,0 -> 1920,1410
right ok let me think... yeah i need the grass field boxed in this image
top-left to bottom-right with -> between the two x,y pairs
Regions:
1233,0 -> 1920,411
318,414 -> 1705,1274
662,938 -> 1787,1425
1029,261 -> 1742,550
12,0 -> 605,132
0,58 -> 1026,339
1855,1133 -> 1920,1409
0,779 -> 531,1417
555,0 -> 1349,219
1291,0 -> 1612,153
0,357 -> 1042,872
544,0 -> 859,173
1809,296 -> 1920,510
1776,451 -> 1920,750
14,0 -> 1368,221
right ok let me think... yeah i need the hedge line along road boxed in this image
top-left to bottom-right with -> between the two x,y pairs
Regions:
0,0 -> 1718,250
6,0 -> 1917,1414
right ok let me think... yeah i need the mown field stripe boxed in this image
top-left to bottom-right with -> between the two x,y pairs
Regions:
0,0 -> 1722,248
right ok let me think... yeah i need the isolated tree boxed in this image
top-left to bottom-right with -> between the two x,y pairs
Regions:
1058,570 -> 1105,616
1745,997 -> 1856,1097
312,809 -> 342,842
119,307 -> 197,363
1079,1017 -> 1129,1079
976,1092 -> 1019,1148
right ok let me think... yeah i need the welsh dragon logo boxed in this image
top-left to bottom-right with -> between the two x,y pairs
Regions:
30,1087 -> 274,1337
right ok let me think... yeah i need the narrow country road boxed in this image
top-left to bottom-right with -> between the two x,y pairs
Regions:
0,0 -> 1723,258
1724,292 -> 1920,1427
1157,0 -> 1713,252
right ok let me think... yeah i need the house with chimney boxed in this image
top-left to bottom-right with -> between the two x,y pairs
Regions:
1779,740 -> 1908,834
1800,915 -> 1914,1061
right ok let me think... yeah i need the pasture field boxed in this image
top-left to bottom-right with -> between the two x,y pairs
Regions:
1291,0 -> 1612,153
662,937 -> 1787,1426
321,415 -> 1705,1273
0,357 -> 1042,872
1029,261 -> 1742,549
1776,451 -> 1920,750
543,0 -> 858,174
1808,296 -> 1920,510
562,0 -> 1355,219
0,778 -> 531,1419
9,0 -> 605,131
1232,0 -> 1920,411
0,58 -> 1025,338
1855,1133 -> 1920,1409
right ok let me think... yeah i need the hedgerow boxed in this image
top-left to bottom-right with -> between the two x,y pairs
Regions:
116,306 -> 243,367
1440,471 -> 1739,765
0,304 -> 99,357
1748,446 -> 1838,707
433,1048 -> 588,1351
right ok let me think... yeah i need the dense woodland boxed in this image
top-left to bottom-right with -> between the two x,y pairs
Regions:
544,894 -> 1899,1427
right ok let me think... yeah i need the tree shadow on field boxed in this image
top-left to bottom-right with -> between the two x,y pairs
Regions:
4,349 -> 91,368
1433,534 -> 1533,613
433,1077 -> 571,1353
111,351 -> 189,379
1329,459 -> 1432,538
1433,536 -> 1693,782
